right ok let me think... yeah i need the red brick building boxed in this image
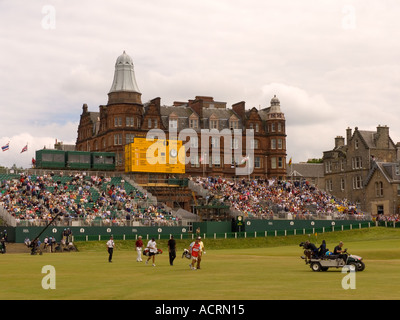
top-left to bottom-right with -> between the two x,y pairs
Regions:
76,51 -> 287,179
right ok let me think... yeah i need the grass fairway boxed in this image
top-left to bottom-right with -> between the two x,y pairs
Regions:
1,227 -> 400,300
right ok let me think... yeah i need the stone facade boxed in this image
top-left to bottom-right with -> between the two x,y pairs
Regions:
323,125 -> 400,215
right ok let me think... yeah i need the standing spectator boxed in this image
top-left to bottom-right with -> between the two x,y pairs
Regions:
135,236 -> 143,262
196,236 -> 205,269
0,237 -> 5,254
43,237 -> 49,252
106,236 -> 115,263
145,237 -> 157,267
168,235 -> 176,266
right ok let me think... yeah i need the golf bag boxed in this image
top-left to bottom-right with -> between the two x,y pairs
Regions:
182,248 -> 191,259
143,248 -> 163,256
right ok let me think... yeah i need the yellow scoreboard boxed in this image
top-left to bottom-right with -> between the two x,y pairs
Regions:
125,138 -> 185,174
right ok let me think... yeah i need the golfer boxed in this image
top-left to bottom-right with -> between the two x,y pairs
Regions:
106,236 -> 115,263
135,236 -> 143,262
146,237 -> 157,267
168,235 -> 176,266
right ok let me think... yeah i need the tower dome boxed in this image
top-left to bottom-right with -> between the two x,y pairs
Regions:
269,95 -> 282,114
109,51 -> 141,94
270,95 -> 280,105
108,51 -> 142,104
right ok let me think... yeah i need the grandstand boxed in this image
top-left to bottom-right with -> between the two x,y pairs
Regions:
0,170 -> 369,229
0,171 -> 185,228
0,170 -> 373,245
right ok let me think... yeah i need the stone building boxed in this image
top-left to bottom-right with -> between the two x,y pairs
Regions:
363,162 -> 400,215
76,51 -> 287,179
323,125 -> 399,215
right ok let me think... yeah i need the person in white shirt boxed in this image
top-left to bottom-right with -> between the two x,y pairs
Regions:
146,238 -> 157,266
106,236 -> 115,262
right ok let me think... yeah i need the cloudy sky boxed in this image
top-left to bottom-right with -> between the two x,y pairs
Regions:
1,0 -> 399,168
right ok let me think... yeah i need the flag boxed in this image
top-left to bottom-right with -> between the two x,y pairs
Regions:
1,142 -> 9,152
20,144 -> 28,153
288,157 -> 292,166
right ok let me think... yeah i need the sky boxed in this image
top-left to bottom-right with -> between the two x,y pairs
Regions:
1,0 -> 400,168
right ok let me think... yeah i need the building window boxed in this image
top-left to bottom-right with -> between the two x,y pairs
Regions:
148,119 -> 152,128
278,157 -> 284,168
341,178 -> 345,191
341,160 -> 346,171
353,176 -> 363,189
232,138 -> 239,150
190,136 -> 199,148
229,120 -> 238,130
355,139 -> 359,149
271,123 -> 275,132
126,117 -> 134,127
211,137 -> 219,148
126,134 -> 134,145
375,182 -> 383,197
326,179 -> 333,192
250,139 -> 259,149
190,154 -> 200,168
278,139 -> 283,150
271,139 -> 276,150
325,161 -> 332,173
254,157 -> 261,168
255,123 -> 259,133
114,134 -> 122,146
169,119 -> 178,129
213,155 -> 221,168
271,157 -> 277,169
190,118 -> 198,129
210,119 -> 218,129
352,157 -> 363,169
114,117 -> 122,127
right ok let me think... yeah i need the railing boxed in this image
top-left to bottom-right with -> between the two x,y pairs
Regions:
13,217 -> 186,227
72,221 -> 374,242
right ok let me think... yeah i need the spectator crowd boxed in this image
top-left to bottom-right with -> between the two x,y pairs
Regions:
0,172 -> 178,227
192,176 -> 366,220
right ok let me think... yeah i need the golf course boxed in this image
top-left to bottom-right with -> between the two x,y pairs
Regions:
1,227 -> 400,300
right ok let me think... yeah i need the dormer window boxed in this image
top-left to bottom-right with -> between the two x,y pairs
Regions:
210,119 -> 218,129
169,119 -> 178,129
189,114 -> 199,129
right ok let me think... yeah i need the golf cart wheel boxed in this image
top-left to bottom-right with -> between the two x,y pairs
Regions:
357,261 -> 365,272
311,262 -> 321,272
348,262 -> 358,272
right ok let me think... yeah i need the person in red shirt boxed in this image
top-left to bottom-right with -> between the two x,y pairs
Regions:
189,238 -> 201,270
135,236 -> 143,262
